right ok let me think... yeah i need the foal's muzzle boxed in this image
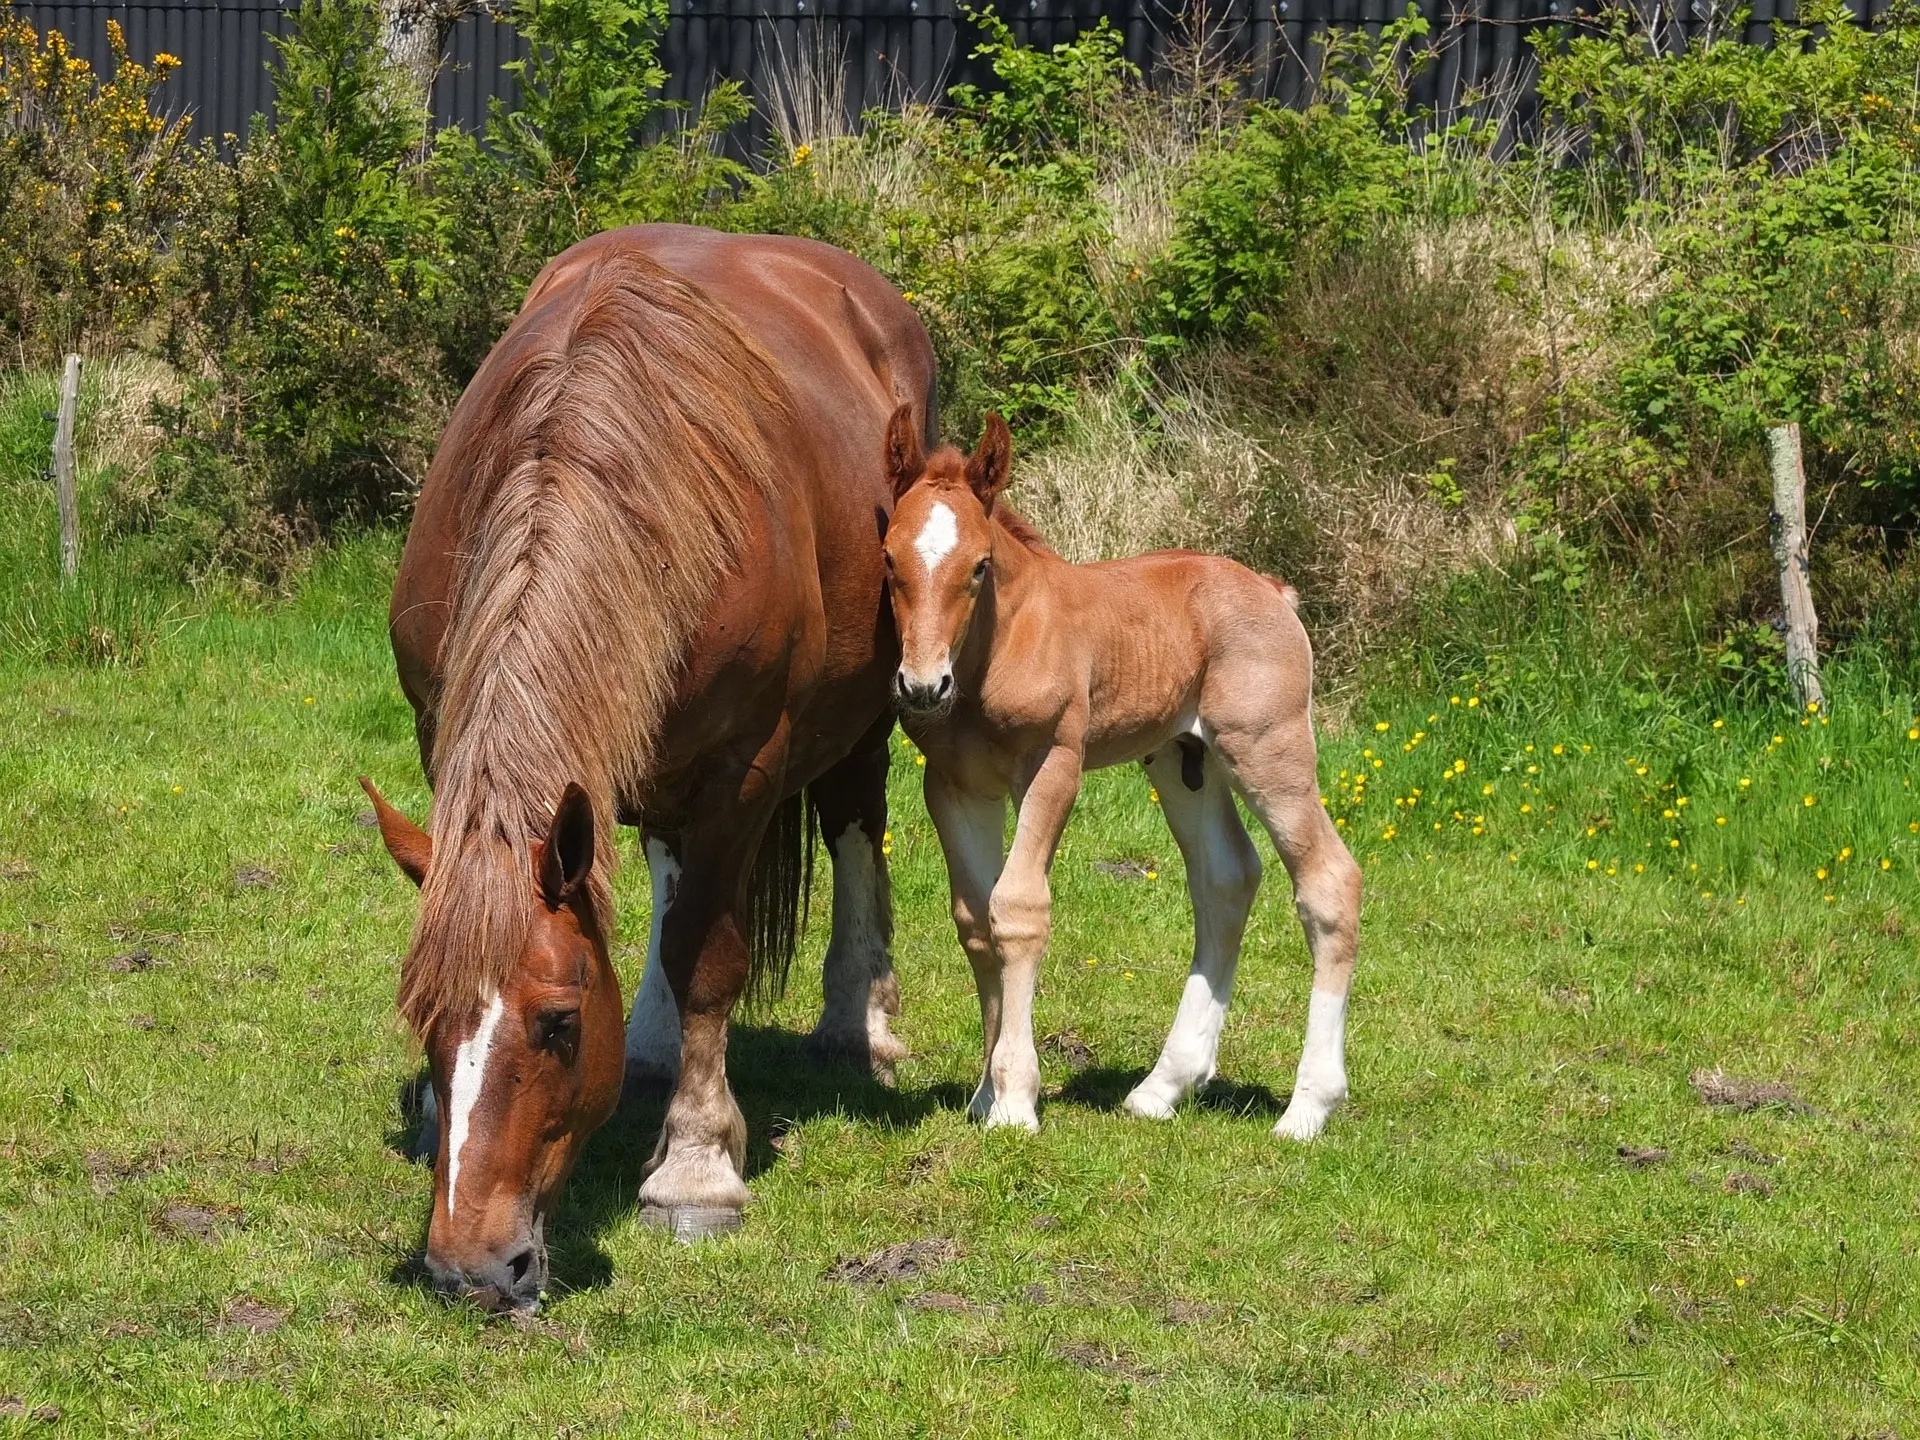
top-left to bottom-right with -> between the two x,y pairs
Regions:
425,1226 -> 547,1313
893,667 -> 953,715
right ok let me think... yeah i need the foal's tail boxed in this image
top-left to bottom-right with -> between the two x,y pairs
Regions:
744,789 -> 818,1006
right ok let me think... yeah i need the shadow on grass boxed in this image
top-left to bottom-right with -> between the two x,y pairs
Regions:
1054,1065 -> 1289,1120
542,1022 -> 949,1299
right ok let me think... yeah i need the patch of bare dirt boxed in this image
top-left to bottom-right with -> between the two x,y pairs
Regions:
1722,1171 -> 1773,1198
1022,1283 -> 1053,1305
1040,1030 -> 1095,1072
220,1298 -> 286,1334
1725,1137 -> 1780,1166
906,1291 -> 989,1315
1616,1145 -> 1669,1169
827,1238 -> 959,1289
1030,1213 -> 1062,1231
156,1202 -> 240,1240
233,866 -> 278,890
106,947 -> 155,973
245,1147 -> 308,1175
355,809 -> 380,829
1690,1068 -> 1806,1113
1091,858 -> 1155,882
1164,1299 -> 1219,1326
128,1014 -> 157,1031
1056,1340 -> 1158,1384
0,1396 -> 60,1423
1,860 -> 36,883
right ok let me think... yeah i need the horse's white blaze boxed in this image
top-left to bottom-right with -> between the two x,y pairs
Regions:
914,501 -> 959,574
625,838 -> 684,1076
446,992 -> 505,1215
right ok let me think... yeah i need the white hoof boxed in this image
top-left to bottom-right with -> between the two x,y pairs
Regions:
1122,1076 -> 1181,1120
984,1099 -> 1040,1132
1272,1092 -> 1340,1142
966,1079 -> 995,1122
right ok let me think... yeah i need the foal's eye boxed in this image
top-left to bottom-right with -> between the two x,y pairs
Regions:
972,558 -> 990,583
533,1007 -> 580,1060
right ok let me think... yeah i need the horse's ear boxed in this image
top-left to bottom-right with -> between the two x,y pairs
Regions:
539,782 -> 595,911
966,413 -> 1012,514
883,402 -> 924,501
360,776 -> 430,887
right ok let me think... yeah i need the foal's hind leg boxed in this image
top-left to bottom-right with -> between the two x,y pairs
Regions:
1124,743 -> 1263,1120
1211,713 -> 1362,1142
804,724 -> 908,1083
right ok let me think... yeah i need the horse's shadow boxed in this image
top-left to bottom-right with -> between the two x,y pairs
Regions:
1053,1065 -> 1290,1120
389,1038 -> 1286,1303
532,1024 -> 948,1297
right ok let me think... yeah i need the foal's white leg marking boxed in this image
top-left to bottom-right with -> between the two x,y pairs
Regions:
446,992 -> 505,1217
922,777 -> 1007,1123
1125,747 -> 1261,1120
811,821 -> 905,1071
625,838 -> 683,1079
913,501 -> 959,574
1273,988 -> 1349,1140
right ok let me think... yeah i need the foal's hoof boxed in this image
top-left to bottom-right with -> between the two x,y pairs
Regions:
641,1204 -> 744,1243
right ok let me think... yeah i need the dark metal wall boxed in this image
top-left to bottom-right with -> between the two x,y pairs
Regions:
8,0 -> 1899,149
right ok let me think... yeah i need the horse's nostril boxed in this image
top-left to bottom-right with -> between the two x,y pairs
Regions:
506,1246 -> 535,1288
935,673 -> 952,698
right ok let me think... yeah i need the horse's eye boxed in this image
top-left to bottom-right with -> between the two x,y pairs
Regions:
534,1007 -> 580,1060
972,558 -> 990,582
882,551 -> 895,571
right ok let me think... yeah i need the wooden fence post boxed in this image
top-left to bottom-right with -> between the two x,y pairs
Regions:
1765,421 -> 1823,712
53,353 -> 80,585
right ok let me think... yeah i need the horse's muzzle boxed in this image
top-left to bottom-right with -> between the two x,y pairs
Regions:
425,1233 -> 547,1313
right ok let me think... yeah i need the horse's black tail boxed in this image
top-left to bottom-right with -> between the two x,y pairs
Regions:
744,788 -> 818,1006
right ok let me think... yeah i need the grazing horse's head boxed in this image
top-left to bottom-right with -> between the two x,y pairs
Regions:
360,777 -> 625,1312
880,404 -> 1011,718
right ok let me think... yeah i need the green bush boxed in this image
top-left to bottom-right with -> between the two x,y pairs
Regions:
0,18 -> 195,364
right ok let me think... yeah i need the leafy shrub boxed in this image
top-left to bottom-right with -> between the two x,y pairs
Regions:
0,18 -> 194,364
146,0 -> 452,576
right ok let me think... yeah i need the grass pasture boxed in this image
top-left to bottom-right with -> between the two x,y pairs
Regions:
3,484 -> 1920,1433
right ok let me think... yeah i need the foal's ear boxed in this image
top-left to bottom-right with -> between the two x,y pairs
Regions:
966,413 -> 1012,514
538,782 -> 595,911
360,775 -> 431,887
883,402 -> 925,501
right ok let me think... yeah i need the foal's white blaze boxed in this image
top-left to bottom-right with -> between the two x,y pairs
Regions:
913,501 -> 959,574
446,991 -> 506,1215
625,838 -> 684,1077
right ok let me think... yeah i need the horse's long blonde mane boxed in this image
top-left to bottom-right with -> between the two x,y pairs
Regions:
400,250 -> 794,1036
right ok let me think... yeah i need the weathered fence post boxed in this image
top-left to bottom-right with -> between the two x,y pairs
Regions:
53,352 -> 80,585
1765,421 -> 1822,712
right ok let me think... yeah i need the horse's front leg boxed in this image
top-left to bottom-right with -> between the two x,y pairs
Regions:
923,766 -> 1007,1121
638,838 -> 753,1239
983,742 -> 1083,1132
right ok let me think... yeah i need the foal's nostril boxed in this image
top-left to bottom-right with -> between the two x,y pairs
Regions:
935,673 -> 952,699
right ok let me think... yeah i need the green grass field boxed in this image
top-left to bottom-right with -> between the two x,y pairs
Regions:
2,448 -> 1919,1435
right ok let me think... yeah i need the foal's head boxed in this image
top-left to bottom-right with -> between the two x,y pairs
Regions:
880,404 -> 1011,717
360,777 -> 625,1312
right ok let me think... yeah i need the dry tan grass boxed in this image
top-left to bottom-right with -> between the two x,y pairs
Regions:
79,353 -> 177,476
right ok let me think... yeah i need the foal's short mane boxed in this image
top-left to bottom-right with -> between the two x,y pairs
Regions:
401,251 -> 795,1036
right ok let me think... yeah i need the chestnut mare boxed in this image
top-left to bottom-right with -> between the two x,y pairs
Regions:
361,225 -> 933,1309
879,408 -> 1363,1139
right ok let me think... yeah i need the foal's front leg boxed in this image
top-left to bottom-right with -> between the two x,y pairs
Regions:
923,769 -> 1006,1121
982,743 -> 1083,1131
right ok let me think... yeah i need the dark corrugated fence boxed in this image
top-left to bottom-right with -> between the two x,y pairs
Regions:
7,0 -> 1899,148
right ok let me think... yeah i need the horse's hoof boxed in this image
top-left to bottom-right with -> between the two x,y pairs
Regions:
641,1204 -> 744,1243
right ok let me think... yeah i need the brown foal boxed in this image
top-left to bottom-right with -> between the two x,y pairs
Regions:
880,407 -> 1363,1137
